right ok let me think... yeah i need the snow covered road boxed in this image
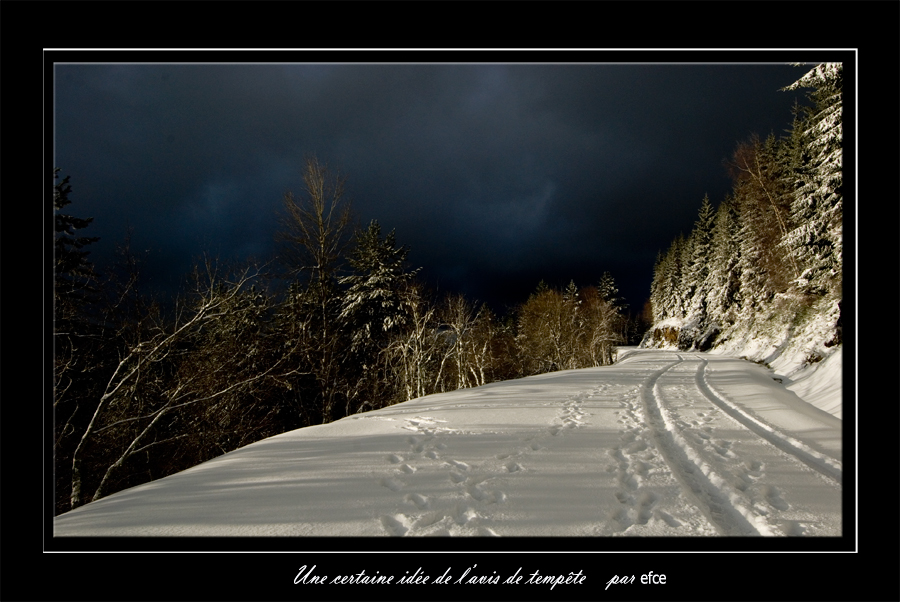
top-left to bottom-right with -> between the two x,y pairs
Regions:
53,349 -> 843,537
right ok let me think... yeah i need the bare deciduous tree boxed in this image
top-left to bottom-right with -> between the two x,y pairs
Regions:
728,135 -> 800,291
439,294 -> 482,390
516,282 -> 622,375
276,157 -> 353,284
69,259 -> 296,508
276,156 -> 354,423
383,283 -> 440,402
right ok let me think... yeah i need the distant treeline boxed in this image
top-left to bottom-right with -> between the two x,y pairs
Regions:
53,157 -> 641,515
647,64 -> 843,351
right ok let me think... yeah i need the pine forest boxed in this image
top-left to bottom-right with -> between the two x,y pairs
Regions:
644,63 -> 843,361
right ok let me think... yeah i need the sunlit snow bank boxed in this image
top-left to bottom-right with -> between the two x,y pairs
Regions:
53,349 -> 843,539
640,296 -> 843,419
781,347 -> 842,419
710,297 -> 843,418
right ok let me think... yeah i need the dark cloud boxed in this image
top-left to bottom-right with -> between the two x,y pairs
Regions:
53,59 -> 813,313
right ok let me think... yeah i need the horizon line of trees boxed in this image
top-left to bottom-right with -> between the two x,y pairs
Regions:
53,157 -> 638,515
647,63 -> 843,350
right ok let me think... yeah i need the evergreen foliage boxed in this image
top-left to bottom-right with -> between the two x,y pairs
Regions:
54,170 -> 105,514
54,169 -> 100,309
340,220 -> 420,353
645,63 -> 843,351
783,63 -> 843,295
337,220 -> 421,413
650,234 -> 686,322
706,198 -> 740,325
598,271 -> 627,313
685,194 -> 715,318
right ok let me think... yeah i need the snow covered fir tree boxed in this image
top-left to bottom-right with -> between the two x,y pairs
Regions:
642,63 -> 843,372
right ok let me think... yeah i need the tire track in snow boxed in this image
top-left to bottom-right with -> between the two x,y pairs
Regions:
641,357 -> 775,536
605,384 -> 674,533
691,356 -> 842,485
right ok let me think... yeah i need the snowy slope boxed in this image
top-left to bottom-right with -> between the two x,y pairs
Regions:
53,348 -> 843,537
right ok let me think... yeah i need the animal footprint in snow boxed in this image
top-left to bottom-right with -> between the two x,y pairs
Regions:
633,460 -> 651,478
505,461 -> 523,473
615,491 -> 633,505
452,503 -> 478,526
636,491 -> 658,524
381,514 -> 410,536
380,477 -> 404,492
764,486 -> 790,511
711,440 -> 735,458
618,471 -> 639,491
611,507 -> 633,531
467,484 -> 505,503
388,453 -> 404,464
405,493 -> 430,509
407,435 -> 434,453
446,459 -> 470,471
733,471 -> 754,492
778,519 -> 805,536
744,460 -> 764,475
626,439 -> 648,453
413,511 -> 445,529
449,471 -> 467,484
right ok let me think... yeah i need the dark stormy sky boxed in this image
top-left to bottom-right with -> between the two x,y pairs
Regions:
52,57 -> 818,315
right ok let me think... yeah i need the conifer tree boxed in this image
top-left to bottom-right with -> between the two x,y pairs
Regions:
649,251 -> 667,322
670,234 -> 688,319
650,235 -> 685,322
782,63 -> 843,296
339,220 -> 419,354
706,197 -> 741,325
597,271 -> 627,313
54,169 -> 104,513
54,169 -> 100,311
685,194 -> 716,318
729,135 -> 795,312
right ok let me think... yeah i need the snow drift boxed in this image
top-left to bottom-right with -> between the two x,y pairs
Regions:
53,348 -> 843,538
